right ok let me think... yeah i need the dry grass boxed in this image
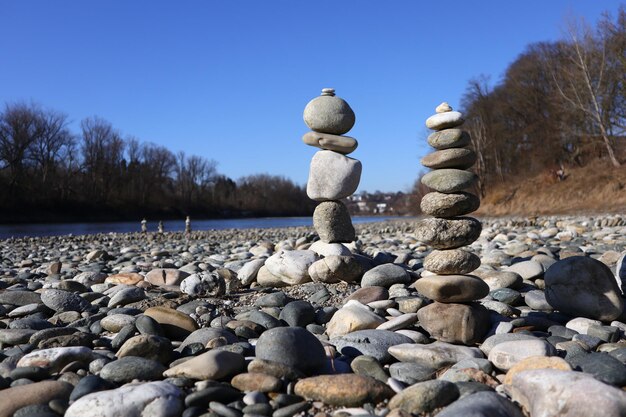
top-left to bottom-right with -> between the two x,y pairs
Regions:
477,159 -> 626,216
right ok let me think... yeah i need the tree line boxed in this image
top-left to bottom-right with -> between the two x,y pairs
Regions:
457,8 -> 625,197
0,105 -> 315,222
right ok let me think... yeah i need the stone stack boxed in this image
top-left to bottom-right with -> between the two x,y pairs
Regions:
413,102 -> 490,345
303,88 -> 361,244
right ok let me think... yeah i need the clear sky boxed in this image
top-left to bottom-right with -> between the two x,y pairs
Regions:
1,1 -> 622,193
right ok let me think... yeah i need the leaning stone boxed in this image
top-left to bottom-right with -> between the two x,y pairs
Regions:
414,217 -> 482,249
421,148 -> 476,170
421,169 -> 477,193
423,249 -> 481,274
302,131 -> 358,154
313,201 -> 355,243
307,150 -> 362,201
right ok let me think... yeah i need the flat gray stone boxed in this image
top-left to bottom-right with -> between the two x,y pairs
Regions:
421,148 -> 476,170
414,217 -> 482,249
420,191 -> 480,218
388,342 -> 483,368
361,264 -> 411,288
427,129 -> 470,149
421,169 -> 477,193
331,329 -> 413,363
414,275 -> 489,303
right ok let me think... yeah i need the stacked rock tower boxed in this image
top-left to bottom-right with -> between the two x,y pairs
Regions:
413,102 -> 490,345
303,88 -> 361,244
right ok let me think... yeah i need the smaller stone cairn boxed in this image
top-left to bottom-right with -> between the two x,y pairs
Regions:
303,88 -> 361,244
414,102 -> 490,345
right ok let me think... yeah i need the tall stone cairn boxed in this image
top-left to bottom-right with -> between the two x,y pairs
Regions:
303,88 -> 361,243
413,102 -> 490,345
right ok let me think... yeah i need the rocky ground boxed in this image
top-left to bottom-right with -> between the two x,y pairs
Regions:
0,215 -> 625,417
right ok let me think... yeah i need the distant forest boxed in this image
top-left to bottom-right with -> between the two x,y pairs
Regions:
0,107 -> 315,223
413,8 -> 625,202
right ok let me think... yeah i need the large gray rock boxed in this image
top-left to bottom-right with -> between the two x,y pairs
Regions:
331,329 -> 413,363
302,131 -> 358,154
505,370 -> 626,417
545,256 -> 624,321
255,327 -> 326,375
41,289 -> 90,312
421,169 -> 477,193
313,201 -> 355,243
307,150 -> 361,201
427,129 -> 470,149
303,89 -> 355,135
424,249 -> 481,274
417,302 -> 490,345
414,217 -> 482,249
421,148 -> 476,170
65,381 -> 183,417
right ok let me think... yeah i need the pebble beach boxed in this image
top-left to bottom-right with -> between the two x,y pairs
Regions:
0,215 -> 625,417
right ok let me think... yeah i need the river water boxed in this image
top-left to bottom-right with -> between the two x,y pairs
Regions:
0,216 -> 403,239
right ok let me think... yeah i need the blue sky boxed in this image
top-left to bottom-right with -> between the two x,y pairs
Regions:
1,1 -> 622,192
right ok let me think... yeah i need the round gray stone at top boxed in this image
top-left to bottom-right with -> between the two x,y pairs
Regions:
303,88 -> 356,135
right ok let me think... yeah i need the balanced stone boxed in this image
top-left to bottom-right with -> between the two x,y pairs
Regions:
421,169 -> 477,193
308,255 -> 362,283
417,303 -> 490,345
421,148 -> 476,170
302,131 -> 358,155
436,102 -> 452,113
425,111 -> 464,130
307,150 -> 362,201
427,129 -> 471,150
423,249 -> 481,274
414,275 -> 489,303
544,256 -> 624,321
303,89 -> 356,135
420,191 -> 480,217
313,201 -> 355,243
414,217 -> 482,249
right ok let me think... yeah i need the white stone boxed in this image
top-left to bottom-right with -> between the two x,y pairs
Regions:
17,347 -> 95,372
264,250 -> 319,285
566,317 -> 602,334
309,241 -> 352,257
237,259 -> 266,286
425,111 -> 464,130
325,301 -> 385,338
488,339 -> 556,371
307,150 -> 361,201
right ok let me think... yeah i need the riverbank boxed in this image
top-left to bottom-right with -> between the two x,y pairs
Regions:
0,215 -> 624,416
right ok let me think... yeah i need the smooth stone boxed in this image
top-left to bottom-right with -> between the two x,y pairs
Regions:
425,111 -> 464,130
176,327 -> 238,352
421,169 -> 477,193
247,359 -> 304,381
17,346 -> 94,372
388,380 -> 459,415
361,264 -> 411,288
145,268 -> 189,286
421,148 -> 476,170
414,275 -> 489,303
506,260 -> 544,280
69,375 -> 114,402
66,381 -> 183,417
545,256 -> 624,321
414,217 -> 482,249
255,327 -> 326,375
0,381 -> 72,417
165,350 -> 245,380
350,355 -> 389,382
436,102 -> 452,113
104,272 -> 143,285
344,286 -> 389,305
107,286 -> 145,307
255,291 -> 293,308
524,290 -> 552,310
0,290 -> 41,306
331,329 -> 413,363
475,271 -> 522,290
313,201 -> 355,243
256,266 -> 288,287
417,302 -> 490,344
420,191 -> 480,218
427,129 -> 471,149
264,250 -> 319,286
238,259 -> 266,286
308,255 -> 362,284
100,314 -> 136,332
231,372 -> 281,393
505,370 -> 626,417
388,362 -> 437,384
135,315 -> 164,336
0,329 -> 37,345
488,339 -> 556,371
567,352 -> 626,386
325,301 -> 386,338
302,131 -> 358,154
423,249 -> 481,274
272,402 -> 311,417
306,150 -> 362,201
480,333 -> 540,355
308,241 -> 352,257
40,289 -> 90,312
248,310 -> 283,330
490,288 -> 522,305
377,313 -> 418,331
294,374 -> 393,406
566,317 -> 602,334
117,334 -> 172,364
303,92 -> 355,135
504,356 -> 572,384
388,342 -> 483,369
436,391 -> 525,417
185,386 -> 242,408
144,306 -> 199,340
279,300 -> 315,327
100,356 -> 166,383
